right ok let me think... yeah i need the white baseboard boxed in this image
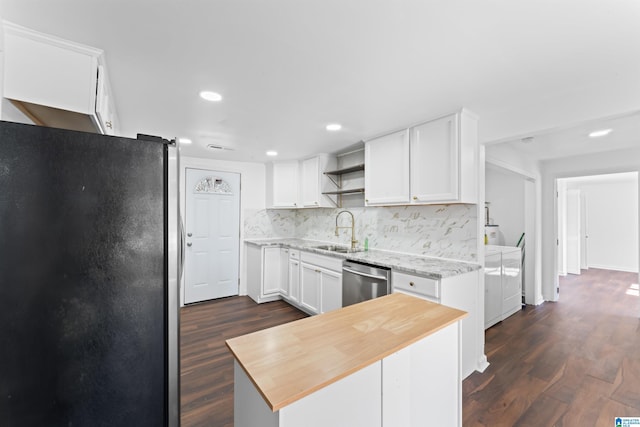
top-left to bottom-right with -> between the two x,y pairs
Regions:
588,264 -> 639,273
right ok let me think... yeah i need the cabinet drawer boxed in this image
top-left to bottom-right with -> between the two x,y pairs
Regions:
300,251 -> 343,272
392,271 -> 440,299
289,249 -> 300,260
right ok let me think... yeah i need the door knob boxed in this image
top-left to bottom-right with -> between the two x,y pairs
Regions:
187,242 -> 192,247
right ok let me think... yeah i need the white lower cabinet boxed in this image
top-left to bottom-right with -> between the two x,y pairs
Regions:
263,247 -> 282,296
300,263 -> 321,315
247,244 -> 283,304
319,268 -> 341,314
287,250 -> 300,304
249,244 -> 342,316
299,252 -> 342,315
392,269 -> 482,379
279,248 -> 290,296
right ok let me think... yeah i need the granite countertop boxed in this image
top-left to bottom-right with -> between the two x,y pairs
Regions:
226,293 -> 467,411
245,238 -> 480,280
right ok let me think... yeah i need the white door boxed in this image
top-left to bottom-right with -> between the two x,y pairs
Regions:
580,193 -> 589,270
566,189 -> 581,275
184,169 -> 240,303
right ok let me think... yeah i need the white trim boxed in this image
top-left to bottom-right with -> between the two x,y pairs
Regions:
486,156 -> 537,182
2,20 -> 104,57
586,264 -> 639,273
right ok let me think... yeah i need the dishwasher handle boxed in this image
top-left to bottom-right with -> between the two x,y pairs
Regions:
343,266 -> 388,281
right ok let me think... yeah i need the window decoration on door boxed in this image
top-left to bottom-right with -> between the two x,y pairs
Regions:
194,176 -> 233,194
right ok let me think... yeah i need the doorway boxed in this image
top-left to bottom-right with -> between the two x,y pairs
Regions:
556,172 -> 639,294
485,162 -> 537,305
184,168 -> 241,304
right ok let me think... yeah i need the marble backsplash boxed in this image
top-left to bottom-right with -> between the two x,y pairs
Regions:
244,204 -> 478,262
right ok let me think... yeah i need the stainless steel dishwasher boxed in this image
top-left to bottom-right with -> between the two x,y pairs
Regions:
342,260 -> 391,307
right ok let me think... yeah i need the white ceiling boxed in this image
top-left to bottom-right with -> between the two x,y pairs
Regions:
2,0 -> 640,162
488,110 -> 640,161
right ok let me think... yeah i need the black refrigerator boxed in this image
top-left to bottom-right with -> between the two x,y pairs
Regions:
0,120 -> 180,426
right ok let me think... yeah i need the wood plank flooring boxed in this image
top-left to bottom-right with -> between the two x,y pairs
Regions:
180,296 -> 307,427
464,268 -> 640,426
180,268 -> 640,426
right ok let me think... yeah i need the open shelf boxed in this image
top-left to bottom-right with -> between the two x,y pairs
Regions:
322,188 -> 365,196
324,164 -> 365,176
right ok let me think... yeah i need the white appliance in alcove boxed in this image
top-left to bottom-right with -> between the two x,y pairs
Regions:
484,245 -> 522,329
485,225 -> 501,245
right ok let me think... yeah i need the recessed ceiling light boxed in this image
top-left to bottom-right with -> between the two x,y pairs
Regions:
326,123 -> 342,131
207,144 -> 234,151
179,138 -> 192,144
199,91 -> 223,102
266,151 -> 278,156
589,129 -> 612,138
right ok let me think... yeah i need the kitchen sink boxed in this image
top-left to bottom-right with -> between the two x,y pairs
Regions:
313,245 -> 362,254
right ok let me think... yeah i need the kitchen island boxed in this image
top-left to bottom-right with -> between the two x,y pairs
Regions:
226,293 -> 467,427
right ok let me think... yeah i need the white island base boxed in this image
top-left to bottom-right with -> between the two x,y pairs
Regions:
234,321 -> 462,427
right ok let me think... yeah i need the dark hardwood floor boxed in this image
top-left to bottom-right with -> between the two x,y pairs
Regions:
180,268 -> 640,426
180,296 -> 307,427
464,268 -> 640,426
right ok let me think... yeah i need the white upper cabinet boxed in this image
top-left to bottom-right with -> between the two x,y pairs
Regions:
2,22 -> 118,135
364,129 -> 410,205
95,65 -> 118,135
410,114 -> 458,202
301,154 -> 337,208
301,157 -> 321,207
364,109 -> 478,206
267,161 -> 300,208
267,154 -> 336,209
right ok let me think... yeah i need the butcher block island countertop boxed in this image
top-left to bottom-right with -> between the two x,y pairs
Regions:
226,293 -> 467,412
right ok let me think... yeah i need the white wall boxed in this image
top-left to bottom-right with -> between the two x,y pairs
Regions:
566,174 -> 638,272
485,166 -> 525,246
541,147 -> 640,301
180,156 -> 266,306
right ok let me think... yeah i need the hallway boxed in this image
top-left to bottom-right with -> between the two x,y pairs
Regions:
463,268 -> 640,426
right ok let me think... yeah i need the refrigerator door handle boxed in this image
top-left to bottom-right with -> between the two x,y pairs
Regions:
179,214 -> 186,281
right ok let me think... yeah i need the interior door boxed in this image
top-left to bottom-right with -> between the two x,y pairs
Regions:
184,169 -> 240,303
580,193 -> 589,270
566,189 -> 581,275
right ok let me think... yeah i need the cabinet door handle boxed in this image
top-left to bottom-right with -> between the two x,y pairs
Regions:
105,121 -> 113,129
409,281 -> 415,287
412,196 -> 417,200
187,242 -> 192,247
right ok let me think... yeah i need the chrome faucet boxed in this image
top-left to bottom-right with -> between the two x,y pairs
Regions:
335,210 -> 358,250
